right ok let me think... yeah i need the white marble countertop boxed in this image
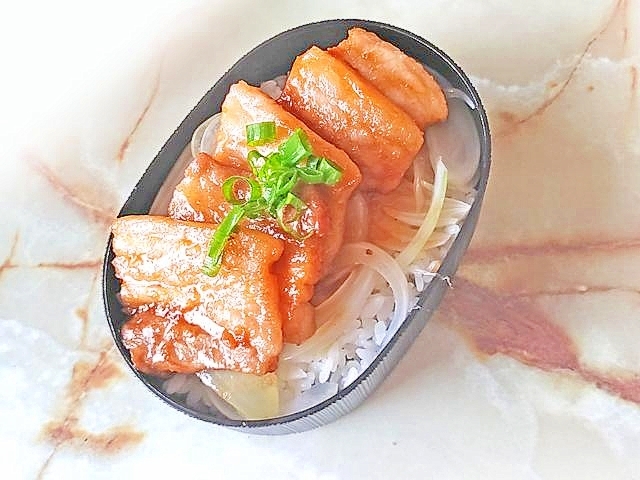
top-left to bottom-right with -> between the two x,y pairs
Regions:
2,1 -> 640,478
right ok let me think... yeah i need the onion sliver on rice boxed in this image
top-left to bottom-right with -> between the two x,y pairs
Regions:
158,82 -> 479,420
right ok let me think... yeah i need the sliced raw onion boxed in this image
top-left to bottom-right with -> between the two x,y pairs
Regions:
283,242 -> 410,362
342,192 -> 369,242
383,198 -> 471,227
396,159 -> 448,268
412,144 -> 433,211
426,94 -> 480,188
282,267 -> 375,361
196,113 -> 222,156
445,87 -> 476,109
332,243 -> 411,338
197,370 -> 279,420
190,114 -> 218,159
374,230 -> 452,254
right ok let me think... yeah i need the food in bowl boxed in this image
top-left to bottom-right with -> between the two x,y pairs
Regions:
105,23 -> 487,427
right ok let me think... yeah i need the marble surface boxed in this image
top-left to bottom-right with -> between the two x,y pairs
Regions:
2,0 -> 640,478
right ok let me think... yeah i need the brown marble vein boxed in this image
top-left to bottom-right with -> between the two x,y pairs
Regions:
75,269 -> 103,350
116,69 -> 162,162
29,159 -> 115,226
0,232 -> 19,280
621,0 -> 630,47
37,349 -> 144,478
496,0 -> 625,137
35,260 -> 102,270
466,236 -> 640,263
440,276 -> 640,404
0,258 -> 101,275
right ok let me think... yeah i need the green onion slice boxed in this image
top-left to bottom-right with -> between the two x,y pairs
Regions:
316,157 -> 342,185
221,176 -> 262,205
297,163 -> 324,184
247,150 -> 265,176
273,170 -> 298,198
202,205 -> 246,276
276,193 -> 310,238
277,128 -> 312,167
246,121 -> 277,146
298,156 -> 342,184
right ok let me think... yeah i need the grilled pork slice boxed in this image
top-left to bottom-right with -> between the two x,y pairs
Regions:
173,81 -> 361,344
169,152 -> 245,225
169,153 -> 328,345
111,215 -> 284,375
211,82 -> 361,265
212,81 -> 362,250
279,46 -> 424,193
122,309 -> 278,375
329,27 -> 448,130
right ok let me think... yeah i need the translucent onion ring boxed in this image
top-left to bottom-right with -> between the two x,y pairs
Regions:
282,242 -> 410,362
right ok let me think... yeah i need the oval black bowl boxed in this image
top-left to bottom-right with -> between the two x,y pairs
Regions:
103,19 -> 491,434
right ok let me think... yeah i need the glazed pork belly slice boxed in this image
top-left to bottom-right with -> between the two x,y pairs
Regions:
111,215 -> 284,375
168,152 -> 245,225
172,81 -> 361,345
329,27 -> 448,130
169,153 -> 328,345
122,309 -> 276,375
210,81 -> 361,266
278,46 -> 424,193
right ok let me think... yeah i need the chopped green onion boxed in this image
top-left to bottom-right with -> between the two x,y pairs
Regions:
244,198 -> 267,218
247,150 -> 265,176
277,128 -> 312,167
317,157 -> 342,185
276,193 -> 309,238
202,205 -> 246,276
221,176 -> 262,205
273,170 -> 298,198
246,121 -> 276,146
297,167 -> 324,184
202,124 -> 344,276
298,156 -> 342,185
